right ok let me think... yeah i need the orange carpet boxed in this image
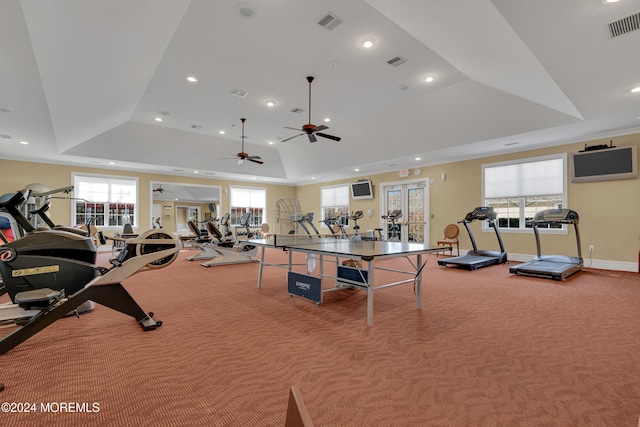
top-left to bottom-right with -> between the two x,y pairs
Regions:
0,248 -> 639,426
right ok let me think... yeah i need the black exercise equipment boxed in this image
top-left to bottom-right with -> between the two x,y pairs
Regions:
437,207 -> 507,270
289,212 -> 321,235
0,191 -> 98,304
0,228 -> 180,354
375,210 -> 402,241
509,208 -> 582,281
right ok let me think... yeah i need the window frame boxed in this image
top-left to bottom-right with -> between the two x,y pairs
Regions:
320,184 -> 350,229
481,153 -> 568,234
71,172 -> 139,231
229,185 -> 267,228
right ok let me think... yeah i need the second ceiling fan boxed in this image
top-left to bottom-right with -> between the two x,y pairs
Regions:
282,76 -> 341,143
224,118 -> 263,165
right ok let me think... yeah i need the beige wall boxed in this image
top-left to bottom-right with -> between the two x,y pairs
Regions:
0,161 -> 295,236
1,132 -> 638,266
297,134 -> 640,265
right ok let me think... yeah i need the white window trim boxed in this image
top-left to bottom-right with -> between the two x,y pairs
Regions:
229,185 -> 267,225
71,172 -> 139,230
320,183 -> 350,229
481,153 -> 568,235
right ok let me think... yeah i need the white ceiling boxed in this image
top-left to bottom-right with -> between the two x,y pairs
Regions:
1,0 -> 639,185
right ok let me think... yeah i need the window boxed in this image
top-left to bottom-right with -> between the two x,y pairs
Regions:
320,184 -> 350,228
482,154 -> 566,231
229,186 -> 266,227
72,173 -> 138,229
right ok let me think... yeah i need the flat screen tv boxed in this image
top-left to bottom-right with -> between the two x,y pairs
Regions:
351,181 -> 373,200
571,145 -> 637,183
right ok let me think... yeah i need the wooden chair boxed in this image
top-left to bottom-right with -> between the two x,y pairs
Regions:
285,386 -> 314,427
436,223 -> 460,256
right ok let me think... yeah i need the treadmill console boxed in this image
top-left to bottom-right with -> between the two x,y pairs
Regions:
464,207 -> 497,222
533,209 -> 579,224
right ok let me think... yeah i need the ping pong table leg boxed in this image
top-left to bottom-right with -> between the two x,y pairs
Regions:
257,246 -> 266,288
367,260 -> 374,326
416,254 -> 422,309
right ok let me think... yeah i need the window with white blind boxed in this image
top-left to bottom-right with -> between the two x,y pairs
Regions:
320,184 -> 350,228
72,173 -> 138,229
482,154 -> 567,231
229,186 -> 266,227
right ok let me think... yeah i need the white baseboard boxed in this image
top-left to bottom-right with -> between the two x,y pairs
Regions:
453,250 -> 638,273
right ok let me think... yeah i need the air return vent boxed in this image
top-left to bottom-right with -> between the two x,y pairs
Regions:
318,13 -> 342,30
608,12 -> 640,38
230,88 -> 248,98
387,56 -> 407,67
290,108 -> 305,114
0,134 -> 11,139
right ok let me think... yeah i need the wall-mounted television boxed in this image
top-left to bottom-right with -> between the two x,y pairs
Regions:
571,145 -> 637,183
351,180 -> 374,200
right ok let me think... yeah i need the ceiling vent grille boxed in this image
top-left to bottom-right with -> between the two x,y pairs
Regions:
387,56 -> 407,67
318,13 -> 342,31
230,88 -> 248,98
0,134 -> 11,139
290,108 -> 305,114
608,12 -> 640,38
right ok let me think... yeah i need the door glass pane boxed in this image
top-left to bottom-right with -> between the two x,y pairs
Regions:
407,187 -> 424,242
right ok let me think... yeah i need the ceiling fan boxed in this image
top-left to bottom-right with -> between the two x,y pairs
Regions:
282,76 -> 341,143
152,185 -> 171,194
223,118 -> 263,165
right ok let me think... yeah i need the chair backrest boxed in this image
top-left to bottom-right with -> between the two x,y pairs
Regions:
443,223 -> 459,240
285,386 -> 314,427
187,220 -> 202,237
123,223 -> 134,235
205,221 -> 224,240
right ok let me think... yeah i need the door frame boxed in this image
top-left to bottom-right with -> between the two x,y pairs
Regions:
379,177 -> 430,243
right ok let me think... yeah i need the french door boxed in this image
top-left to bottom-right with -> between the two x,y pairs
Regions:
380,179 -> 429,243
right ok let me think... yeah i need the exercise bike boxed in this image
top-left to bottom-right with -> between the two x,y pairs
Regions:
375,210 -> 402,241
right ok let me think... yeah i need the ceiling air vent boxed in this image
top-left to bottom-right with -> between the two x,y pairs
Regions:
290,108 -> 305,114
608,12 -> 640,38
0,134 -> 11,139
230,88 -> 248,98
318,13 -> 342,31
387,56 -> 407,67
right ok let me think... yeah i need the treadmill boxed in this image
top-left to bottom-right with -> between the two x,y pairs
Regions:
437,207 -> 508,270
509,208 -> 582,281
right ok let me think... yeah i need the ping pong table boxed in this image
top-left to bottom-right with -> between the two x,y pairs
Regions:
247,235 -> 449,326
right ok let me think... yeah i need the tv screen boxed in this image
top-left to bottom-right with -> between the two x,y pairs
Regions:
351,181 -> 373,200
571,145 -> 637,183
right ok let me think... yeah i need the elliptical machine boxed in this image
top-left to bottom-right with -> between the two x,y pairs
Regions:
0,190 -> 97,314
0,189 -> 181,354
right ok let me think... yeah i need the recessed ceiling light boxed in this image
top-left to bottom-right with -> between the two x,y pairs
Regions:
355,168 -> 360,172
361,38 -> 375,48
264,99 -> 276,107
415,157 -> 421,161
632,86 -> 640,93
324,117 -> 331,122
194,170 -> 199,174
268,141 -> 274,145
155,117 -> 163,122
423,75 -> 435,83
186,76 -> 198,83
19,141 -> 29,145
219,130 -> 226,135
109,161 -> 115,165
604,0 -> 619,3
